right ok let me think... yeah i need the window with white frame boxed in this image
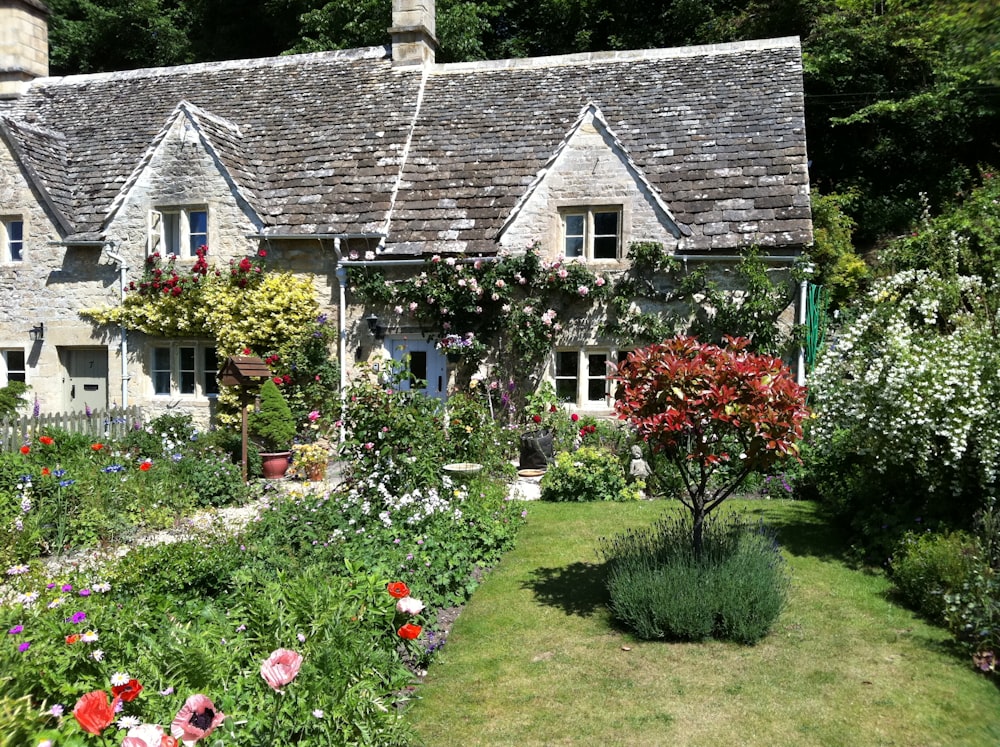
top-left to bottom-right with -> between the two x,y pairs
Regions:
148,207 -> 208,259
561,207 -> 620,261
151,343 -> 218,397
1,349 -> 26,385
554,348 -> 628,406
1,218 -> 24,262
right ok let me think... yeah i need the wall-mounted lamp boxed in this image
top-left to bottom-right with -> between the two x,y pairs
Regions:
365,313 -> 386,341
28,322 -> 44,342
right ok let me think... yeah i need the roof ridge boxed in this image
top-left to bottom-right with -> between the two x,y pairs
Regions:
28,45 -> 391,89
434,36 -> 801,75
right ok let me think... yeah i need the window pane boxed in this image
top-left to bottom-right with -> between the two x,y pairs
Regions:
409,351 -> 427,385
179,347 -> 195,394
593,211 -> 619,259
587,377 -> 607,401
556,379 -> 576,401
3,349 -> 26,382
564,214 -> 585,258
203,347 -> 219,396
555,351 -> 577,377
588,353 -> 608,376
163,213 -> 180,255
7,221 -> 23,261
188,210 -> 208,255
594,211 -> 618,235
152,347 -> 171,395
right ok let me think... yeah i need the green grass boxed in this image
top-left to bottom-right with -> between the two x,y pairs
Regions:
408,500 -> 1000,747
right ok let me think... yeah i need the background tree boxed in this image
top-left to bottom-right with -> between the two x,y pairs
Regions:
614,336 -> 809,553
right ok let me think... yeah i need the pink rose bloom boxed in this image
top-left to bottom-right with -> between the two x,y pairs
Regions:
578,285 -> 589,296
171,694 -> 225,744
396,596 -> 425,615
595,276 -> 606,286
307,410 -> 320,422
260,648 -> 304,691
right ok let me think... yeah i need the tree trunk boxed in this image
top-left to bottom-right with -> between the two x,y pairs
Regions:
692,504 -> 706,558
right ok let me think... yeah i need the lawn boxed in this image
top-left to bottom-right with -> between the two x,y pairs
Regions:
409,499 -> 1000,747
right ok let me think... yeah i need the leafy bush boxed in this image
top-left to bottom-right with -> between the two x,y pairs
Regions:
599,512 -> 789,644
890,530 -> 980,622
540,446 -> 641,502
249,379 -> 296,452
171,447 -> 245,508
806,268 -> 1000,557
443,391 -> 516,476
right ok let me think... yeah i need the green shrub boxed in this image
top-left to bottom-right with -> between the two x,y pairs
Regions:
540,446 -> 641,502
891,530 -> 980,622
249,379 -> 296,452
171,447 -> 246,508
599,512 -> 789,643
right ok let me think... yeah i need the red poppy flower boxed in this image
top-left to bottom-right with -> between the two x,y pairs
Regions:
91,443 -> 103,451
170,694 -> 225,744
72,690 -> 120,735
532,414 -> 542,424
260,648 -> 303,691
39,436 -> 54,446
387,581 -> 410,599
397,623 -> 422,640
65,634 -> 81,644
139,461 -> 152,472
20,445 -> 29,455
112,678 -> 144,702
41,467 -> 50,476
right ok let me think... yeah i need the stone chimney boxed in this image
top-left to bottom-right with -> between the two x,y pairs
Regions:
0,0 -> 49,98
389,0 -> 437,67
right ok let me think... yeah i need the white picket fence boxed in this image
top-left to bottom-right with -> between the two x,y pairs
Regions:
0,406 -> 144,452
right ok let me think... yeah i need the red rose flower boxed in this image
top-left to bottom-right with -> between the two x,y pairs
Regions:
72,690 -> 120,735
532,414 -> 542,424
273,376 -> 283,385
398,623 -> 422,640
387,581 -> 410,599
570,413 -> 579,422
39,436 -> 54,446
112,678 -> 144,702
550,405 -> 557,413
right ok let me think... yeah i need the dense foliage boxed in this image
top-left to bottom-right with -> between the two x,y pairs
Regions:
539,445 -> 640,503
599,512 -> 789,644
614,336 -> 808,552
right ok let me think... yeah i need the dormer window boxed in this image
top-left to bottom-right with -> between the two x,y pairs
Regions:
149,207 -> 208,259
1,218 -> 24,262
562,207 -> 620,260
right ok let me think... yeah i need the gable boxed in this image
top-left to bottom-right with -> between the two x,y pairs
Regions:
497,103 -> 688,253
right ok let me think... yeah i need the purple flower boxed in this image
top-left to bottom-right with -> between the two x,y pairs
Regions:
70,611 -> 86,624
49,704 -> 64,717
79,589 -> 91,597
61,584 -> 73,592
8,625 -> 23,635
18,642 -> 30,652
32,397 -> 40,418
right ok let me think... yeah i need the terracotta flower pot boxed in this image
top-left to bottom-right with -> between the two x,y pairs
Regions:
260,451 -> 291,479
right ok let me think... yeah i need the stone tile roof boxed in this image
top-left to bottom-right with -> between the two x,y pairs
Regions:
0,38 -> 810,253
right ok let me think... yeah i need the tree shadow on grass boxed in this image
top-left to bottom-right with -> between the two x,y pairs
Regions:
738,500 -> 869,568
521,561 -> 610,618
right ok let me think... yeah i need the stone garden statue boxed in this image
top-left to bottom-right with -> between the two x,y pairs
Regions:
628,445 -> 651,481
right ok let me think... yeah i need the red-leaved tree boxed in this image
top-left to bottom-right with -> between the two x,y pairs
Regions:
614,336 -> 809,552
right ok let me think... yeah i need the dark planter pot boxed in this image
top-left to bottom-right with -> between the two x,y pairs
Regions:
519,430 -> 554,470
260,451 -> 291,479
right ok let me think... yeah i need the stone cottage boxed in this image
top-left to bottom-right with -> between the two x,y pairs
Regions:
0,0 -> 811,423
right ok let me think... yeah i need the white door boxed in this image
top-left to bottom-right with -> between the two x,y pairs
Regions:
63,348 -> 109,413
388,339 -> 447,400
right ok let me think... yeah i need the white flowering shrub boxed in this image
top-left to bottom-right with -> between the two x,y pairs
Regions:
807,268 -> 1000,552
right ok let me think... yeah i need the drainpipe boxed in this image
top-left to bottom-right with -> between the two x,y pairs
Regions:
103,245 -> 130,408
335,245 -> 347,444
